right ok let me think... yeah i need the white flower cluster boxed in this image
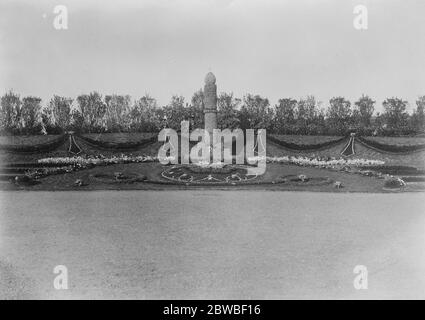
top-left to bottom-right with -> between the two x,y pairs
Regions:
160,156 -> 176,163
265,156 -> 384,168
37,154 -> 385,170
193,161 -> 226,168
38,155 -> 157,166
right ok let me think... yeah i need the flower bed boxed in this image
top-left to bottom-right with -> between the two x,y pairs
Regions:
37,154 -> 385,172
187,162 -> 236,174
24,166 -> 75,180
279,175 -> 333,186
264,156 -> 384,168
383,177 -> 406,189
38,154 -> 157,166
91,172 -> 147,184
29,155 -> 156,180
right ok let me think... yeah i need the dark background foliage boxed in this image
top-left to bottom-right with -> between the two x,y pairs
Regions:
1,90 -> 424,136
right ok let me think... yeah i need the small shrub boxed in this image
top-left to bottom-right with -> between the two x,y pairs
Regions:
334,181 -> 343,188
114,172 -> 124,180
384,177 -> 406,189
15,175 -> 38,185
298,174 -> 309,182
74,179 -> 87,186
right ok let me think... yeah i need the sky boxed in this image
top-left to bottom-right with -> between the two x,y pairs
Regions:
0,0 -> 424,112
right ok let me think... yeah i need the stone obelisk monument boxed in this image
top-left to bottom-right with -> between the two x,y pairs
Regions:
203,72 -> 217,135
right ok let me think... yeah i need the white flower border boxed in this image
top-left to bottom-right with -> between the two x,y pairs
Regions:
38,154 -> 384,169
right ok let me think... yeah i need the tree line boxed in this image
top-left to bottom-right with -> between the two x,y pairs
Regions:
1,90 -> 424,136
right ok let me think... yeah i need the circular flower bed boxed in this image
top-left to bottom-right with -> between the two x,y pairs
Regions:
161,164 -> 258,184
383,177 -> 406,190
186,164 -> 237,175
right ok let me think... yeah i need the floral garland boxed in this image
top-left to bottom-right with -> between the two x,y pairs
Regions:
38,154 -> 157,166
264,156 -> 384,168
37,154 -> 384,169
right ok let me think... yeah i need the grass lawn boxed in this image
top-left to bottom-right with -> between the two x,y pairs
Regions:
2,190 -> 425,298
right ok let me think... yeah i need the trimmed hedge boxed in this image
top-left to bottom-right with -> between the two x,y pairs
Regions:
76,134 -> 157,150
267,135 -> 347,151
0,135 -> 67,153
357,137 -> 425,154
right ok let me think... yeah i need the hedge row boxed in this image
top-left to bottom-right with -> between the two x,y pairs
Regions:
267,135 -> 347,151
0,135 -> 67,153
357,137 -> 425,154
3,133 -> 425,155
76,134 -> 157,151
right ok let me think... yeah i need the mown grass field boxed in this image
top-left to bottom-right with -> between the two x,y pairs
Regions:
2,191 -> 424,298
